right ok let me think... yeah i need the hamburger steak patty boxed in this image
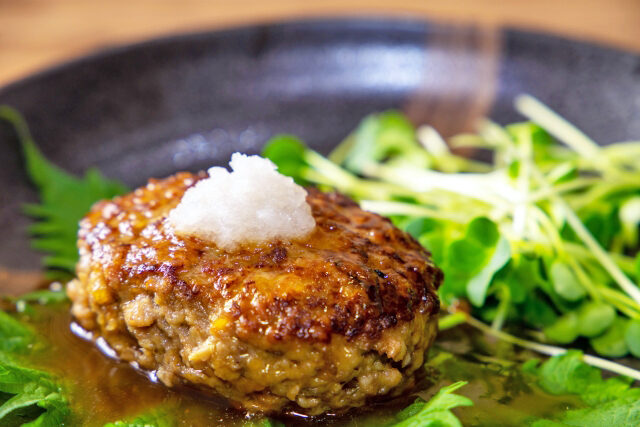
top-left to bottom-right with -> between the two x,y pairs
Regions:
67,171 -> 443,415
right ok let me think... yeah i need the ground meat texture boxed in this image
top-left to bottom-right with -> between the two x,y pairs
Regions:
68,172 -> 443,415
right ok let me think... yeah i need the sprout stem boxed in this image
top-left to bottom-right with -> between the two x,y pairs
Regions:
562,202 -> 640,304
512,241 -> 640,315
598,287 -> 640,319
438,312 -> 468,331
531,167 -> 640,304
304,150 -> 360,188
561,243 -> 637,275
528,177 -> 600,202
514,95 -> 601,160
465,315 -> 640,381
359,200 -> 467,223
491,286 -> 511,331
512,125 -> 533,237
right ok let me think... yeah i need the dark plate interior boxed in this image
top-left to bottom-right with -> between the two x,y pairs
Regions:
1,17 -> 639,274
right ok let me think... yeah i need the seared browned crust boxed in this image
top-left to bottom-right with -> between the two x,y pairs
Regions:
77,173 -> 441,343
69,172 -> 442,414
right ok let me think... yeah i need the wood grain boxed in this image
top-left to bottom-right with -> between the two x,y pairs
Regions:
1,0 -> 639,87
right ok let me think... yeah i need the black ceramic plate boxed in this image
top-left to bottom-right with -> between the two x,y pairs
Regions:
1,17 -> 639,282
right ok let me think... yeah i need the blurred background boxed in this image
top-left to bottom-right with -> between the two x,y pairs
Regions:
2,0 -> 640,86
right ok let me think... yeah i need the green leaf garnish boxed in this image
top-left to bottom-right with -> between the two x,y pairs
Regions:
264,96 -> 640,363
103,407 -> 176,427
549,261 -> 586,302
0,364 -> 69,427
625,319 -> 640,358
11,289 -> 69,306
0,310 -> 35,355
0,309 -> 70,426
261,134 -> 310,186
590,317 -> 629,358
526,350 -> 640,426
0,106 -> 128,279
390,381 -> 471,427
544,312 -> 580,345
341,111 -> 427,172
465,234 -> 511,307
575,302 -> 615,338
2,94 -> 639,424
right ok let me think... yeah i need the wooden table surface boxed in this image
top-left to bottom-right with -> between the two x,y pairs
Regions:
1,0 -> 639,87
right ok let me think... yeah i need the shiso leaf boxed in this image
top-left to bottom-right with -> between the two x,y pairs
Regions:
526,350 -> 639,404
0,309 -> 70,426
0,310 -> 35,355
0,106 -> 128,279
527,351 -> 640,426
544,395 -> 640,427
390,381 -> 472,427
0,366 -> 69,427
524,350 -> 600,396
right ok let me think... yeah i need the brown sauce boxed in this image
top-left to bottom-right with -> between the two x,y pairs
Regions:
10,302 -> 579,426
23,304 -> 239,426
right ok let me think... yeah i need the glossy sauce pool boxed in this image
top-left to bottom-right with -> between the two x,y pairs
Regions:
8,302 -> 580,426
